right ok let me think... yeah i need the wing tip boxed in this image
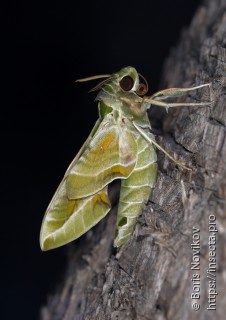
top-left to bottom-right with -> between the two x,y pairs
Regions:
40,231 -> 58,251
40,237 -> 51,251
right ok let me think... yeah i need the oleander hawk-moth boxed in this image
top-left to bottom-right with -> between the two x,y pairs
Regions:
40,66 -> 210,251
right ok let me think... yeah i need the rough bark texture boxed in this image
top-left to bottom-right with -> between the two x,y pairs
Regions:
40,0 -> 226,319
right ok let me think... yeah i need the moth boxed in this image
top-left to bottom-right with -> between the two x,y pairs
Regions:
40,66 -> 210,251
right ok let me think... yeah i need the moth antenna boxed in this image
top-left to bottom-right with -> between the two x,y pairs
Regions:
75,74 -> 111,83
88,77 -> 115,92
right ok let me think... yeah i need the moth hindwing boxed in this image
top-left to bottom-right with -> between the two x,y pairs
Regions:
40,66 -> 210,250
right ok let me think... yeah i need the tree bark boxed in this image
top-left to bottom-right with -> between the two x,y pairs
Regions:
40,0 -> 226,319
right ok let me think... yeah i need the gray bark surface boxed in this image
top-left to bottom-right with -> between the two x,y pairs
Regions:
40,0 -> 226,319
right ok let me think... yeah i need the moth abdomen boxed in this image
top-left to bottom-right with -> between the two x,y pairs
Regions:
114,135 -> 157,247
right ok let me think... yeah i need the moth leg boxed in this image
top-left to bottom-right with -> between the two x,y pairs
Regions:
142,82 -> 211,110
133,122 -> 192,171
149,83 -> 211,100
141,97 -> 211,110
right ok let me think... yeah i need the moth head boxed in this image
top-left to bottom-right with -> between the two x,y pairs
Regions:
113,66 -> 148,96
75,67 -> 148,96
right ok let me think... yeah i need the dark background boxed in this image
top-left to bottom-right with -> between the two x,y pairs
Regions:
4,0 -> 201,319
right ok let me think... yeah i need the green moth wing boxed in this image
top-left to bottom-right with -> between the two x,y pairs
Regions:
66,114 -> 137,199
40,115 -> 137,251
40,119 -> 102,250
40,181 -> 111,251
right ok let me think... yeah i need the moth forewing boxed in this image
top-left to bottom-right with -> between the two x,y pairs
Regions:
40,118 -> 103,250
66,116 -> 137,200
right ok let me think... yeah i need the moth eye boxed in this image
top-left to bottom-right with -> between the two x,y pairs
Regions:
136,83 -> 148,96
119,76 -> 134,91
